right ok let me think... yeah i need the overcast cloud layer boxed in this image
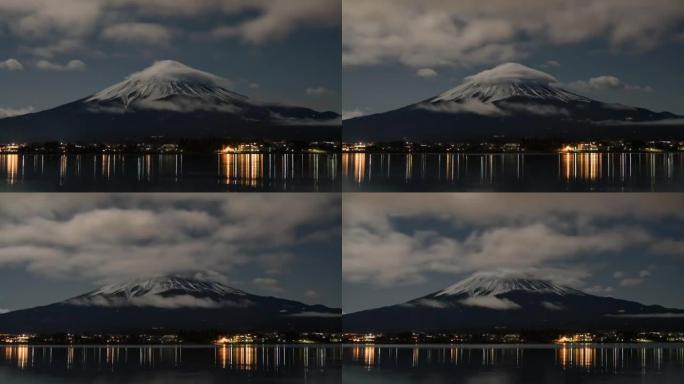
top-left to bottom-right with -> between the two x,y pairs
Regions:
0,194 -> 339,284
343,0 -> 684,68
343,194 -> 684,287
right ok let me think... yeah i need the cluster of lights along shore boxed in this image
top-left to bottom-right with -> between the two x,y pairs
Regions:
341,140 -> 684,153
0,141 -> 339,154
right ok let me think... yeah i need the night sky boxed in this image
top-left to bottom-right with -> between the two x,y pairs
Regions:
342,0 -> 684,119
0,0 -> 341,117
0,194 -> 341,313
343,194 -> 684,313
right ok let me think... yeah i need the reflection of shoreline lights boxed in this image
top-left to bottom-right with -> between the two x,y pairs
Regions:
0,153 -> 19,184
219,153 -> 264,187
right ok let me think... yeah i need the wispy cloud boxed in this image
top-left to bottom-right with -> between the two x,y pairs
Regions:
0,58 -> 23,71
36,59 -> 86,72
0,106 -> 34,118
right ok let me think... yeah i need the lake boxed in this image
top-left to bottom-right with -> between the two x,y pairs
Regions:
343,344 -> 684,383
0,344 -> 341,383
0,153 -> 340,192
342,153 -> 684,191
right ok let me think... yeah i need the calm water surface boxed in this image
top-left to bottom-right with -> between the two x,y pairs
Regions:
0,344 -> 340,383
0,153 -> 339,192
342,153 -> 684,191
343,344 -> 684,383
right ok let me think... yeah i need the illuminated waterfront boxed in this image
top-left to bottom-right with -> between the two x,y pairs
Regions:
0,344 -> 340,383
0,153 -> 339,191
343,344 -> 684,383
342,152 -> 684,191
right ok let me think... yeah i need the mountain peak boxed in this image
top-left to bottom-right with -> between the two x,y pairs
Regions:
86,60 -> 247,108
83,275 -> 246,300
465,62 -> 557,85
128,60 -> 224,85
430,62 -> 589,104
435,272 -> 585,297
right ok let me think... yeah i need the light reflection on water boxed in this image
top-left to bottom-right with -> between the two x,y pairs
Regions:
0,153 -> 339,191
342,152 -> 684,191
0,344 -> 339,372
344,344 -> 684,372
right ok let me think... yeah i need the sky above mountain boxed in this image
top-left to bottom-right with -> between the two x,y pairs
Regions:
342,0 -> 684,119
0,194 -> 341,313
343,194 -> 684,313
0,0 -> 341,117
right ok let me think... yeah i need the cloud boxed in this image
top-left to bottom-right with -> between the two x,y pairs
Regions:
596,118 -> 684,126
252,277 -> 283,293
0,195 -> 338,284
567,75 -> 653,92
650,240 -> 684,255
540,60 -> 561,68
102,22 -> 174,45
0,58 -> 23,71
305,289 -> 319,299
417,100 -> 507,116
414,298 -> 449,308
614,269 -> 651,287
0,106 -> 34,118
286,311 -> 341,318
342,109 -> 366,120
466,62 -> 557,84
541,301 -> 565,310
416,68 -> 438,78
36,59 -> 86,71
460,296 -> 521,310
0,0 -> 339,50
23,39 -> 84,59
0,308 -> 10,314
606,313 -> 684,318
70,294 -> 248,309
209,0 -> 340,44
499,101 -> 570,116
306,86 -> 328,96
343,194 -> 683,287
343,0 -> 684,67
586,285 -> 614,295
249,83 -> 260,89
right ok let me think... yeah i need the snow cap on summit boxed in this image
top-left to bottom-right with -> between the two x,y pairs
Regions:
464,62 -> 558,85
126,60 -> 229,86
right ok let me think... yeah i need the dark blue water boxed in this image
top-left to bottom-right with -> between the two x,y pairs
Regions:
0,344 -> 340,383
0,153 -> 340,192
342,153 -> 684,191
343,344 -> 684,383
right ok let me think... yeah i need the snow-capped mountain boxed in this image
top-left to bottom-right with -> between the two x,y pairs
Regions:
430,63 -> 590,105
434,272 -> 585,297
0,276 -> 340,333
0,60 -> 340,142
343,272 -> 684,332
85,60 -> 248,112
344,62 -> 682,142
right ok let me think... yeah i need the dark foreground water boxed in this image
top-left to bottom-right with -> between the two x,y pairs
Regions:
0,344 -> 340,383
343,344 -> 684,383
342,153 -> 684,191
0,153 -> 339,192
